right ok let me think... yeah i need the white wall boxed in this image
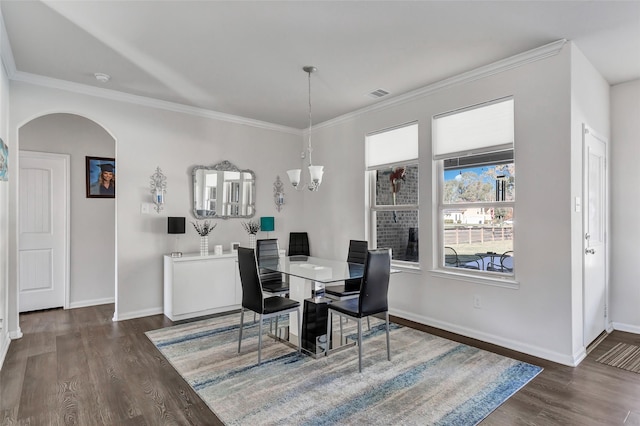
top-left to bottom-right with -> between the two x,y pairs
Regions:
569,44 -> 611,359
610,79 -> 640,333
7,81 -> 304,326
305,43 -> 581,365
19,113 -> 116,307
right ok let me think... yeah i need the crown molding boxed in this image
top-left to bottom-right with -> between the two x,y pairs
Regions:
8,70 -> 302,136
314,39 -> 568,131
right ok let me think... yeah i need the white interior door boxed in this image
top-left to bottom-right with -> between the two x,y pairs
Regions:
583,125 -> 607,346
18,151 -> 69,312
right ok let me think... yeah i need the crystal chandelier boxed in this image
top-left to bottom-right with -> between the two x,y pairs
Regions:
287,66 -> 324,191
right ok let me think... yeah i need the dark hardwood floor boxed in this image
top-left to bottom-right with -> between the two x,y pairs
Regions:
1,304 -> 639,425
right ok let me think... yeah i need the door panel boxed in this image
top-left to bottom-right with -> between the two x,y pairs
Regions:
19,152 -> 68,312
583,125 -> 607,346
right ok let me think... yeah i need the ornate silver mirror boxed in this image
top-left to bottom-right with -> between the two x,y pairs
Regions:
192,160 -> 256,219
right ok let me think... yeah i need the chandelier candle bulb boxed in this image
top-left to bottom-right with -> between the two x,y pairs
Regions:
309,165 -> 324,185
287,169 -> 301,188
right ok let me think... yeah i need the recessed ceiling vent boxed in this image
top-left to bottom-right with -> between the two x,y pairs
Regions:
368,88 -> 390,99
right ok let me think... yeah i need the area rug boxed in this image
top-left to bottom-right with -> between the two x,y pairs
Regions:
146,313 -> 542,425
596,342 -> 640,373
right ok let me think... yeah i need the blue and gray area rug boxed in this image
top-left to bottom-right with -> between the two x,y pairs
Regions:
146,313 -> 542,425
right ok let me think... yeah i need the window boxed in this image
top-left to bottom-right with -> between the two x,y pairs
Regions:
434,98 -> 515,275
367,123 -> 419,265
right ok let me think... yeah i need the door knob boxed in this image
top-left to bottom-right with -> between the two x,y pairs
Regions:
585,248 -> 595,254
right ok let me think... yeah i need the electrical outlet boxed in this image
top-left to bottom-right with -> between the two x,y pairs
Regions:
473,295 -> 482,309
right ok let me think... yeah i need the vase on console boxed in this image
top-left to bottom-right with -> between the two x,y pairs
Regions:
200,236 -> 209,256
192,220 -> 216,256
241,220 -> 260,250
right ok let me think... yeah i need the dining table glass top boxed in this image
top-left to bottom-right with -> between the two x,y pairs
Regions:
258,255 -> 364,284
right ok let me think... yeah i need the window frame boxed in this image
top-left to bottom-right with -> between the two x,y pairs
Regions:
365,122 -> 419,269
433,97 -> 516,279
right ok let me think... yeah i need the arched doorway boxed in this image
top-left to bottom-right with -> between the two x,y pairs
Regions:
18,113 -> 116,311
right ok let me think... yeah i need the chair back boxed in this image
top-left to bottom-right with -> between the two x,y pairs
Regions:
359,249 -> 391,316
256,238 -> 279,259
405,227 -> 419,261
288,232 -> 310,256
501,250 -> 514,272
256,239 -> 281,281
344,240 -> 368,291
237,247 -> 264,313
444,246 -> 459,267
347,240 -> 368,264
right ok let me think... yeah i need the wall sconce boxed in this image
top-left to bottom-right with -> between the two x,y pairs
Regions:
150,166 -> 166,213
260,216 -> 275,238
167,216 -> 185,257
273,175 -> 285,212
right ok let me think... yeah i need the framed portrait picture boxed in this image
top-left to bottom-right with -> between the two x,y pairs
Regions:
86,156 -> 116,198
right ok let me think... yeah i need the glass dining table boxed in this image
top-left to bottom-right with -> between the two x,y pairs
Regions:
258,255 -> 365,356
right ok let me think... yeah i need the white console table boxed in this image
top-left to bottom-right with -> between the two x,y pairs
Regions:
163,252 -> 241,321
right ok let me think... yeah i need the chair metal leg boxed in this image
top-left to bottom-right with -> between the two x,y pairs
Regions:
238,308 -> 245,353
357,318 -> 363,373
385,312 -> 391,361
297,307 -> 302,354
325,310 -> 332,355
258,315 -> 263,365
367,316 -> 370,331
339,316 -> 344,342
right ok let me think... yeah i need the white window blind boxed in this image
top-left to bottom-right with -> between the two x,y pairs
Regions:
366,122 -> 418,169
433,98 -> 514,159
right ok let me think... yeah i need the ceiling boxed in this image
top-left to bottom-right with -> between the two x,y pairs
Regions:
1,1 -> 639,130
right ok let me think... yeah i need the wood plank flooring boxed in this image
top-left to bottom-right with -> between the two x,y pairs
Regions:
1,304 -> 639,425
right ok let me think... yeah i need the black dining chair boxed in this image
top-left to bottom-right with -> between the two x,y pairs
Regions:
325,240 -> 368,300
405,227 -> 419,261
237,247 -> 301,365
288,232 -> 310,256
326,249 -> 392,373
256,239 -> 289,296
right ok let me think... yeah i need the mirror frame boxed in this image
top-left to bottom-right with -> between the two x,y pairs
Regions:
192,160 -> 256,219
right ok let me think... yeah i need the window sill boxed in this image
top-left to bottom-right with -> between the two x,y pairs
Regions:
429,269 -> 519,289
391,261 -> 422,274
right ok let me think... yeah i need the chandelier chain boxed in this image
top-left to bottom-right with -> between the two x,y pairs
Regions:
307,68 -> 313,166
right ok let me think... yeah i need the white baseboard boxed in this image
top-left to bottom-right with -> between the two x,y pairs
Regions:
9,328 -> 22,339
69,297 -> 115,309
389,307 -> 579,367
612,322 -> 640,335
113,306 -> 164,322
